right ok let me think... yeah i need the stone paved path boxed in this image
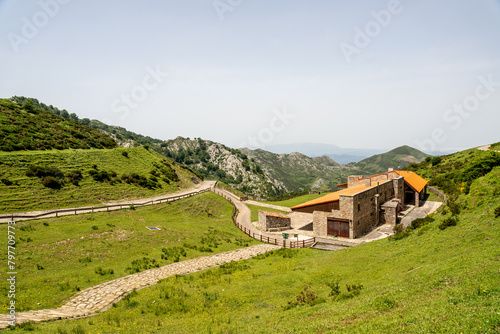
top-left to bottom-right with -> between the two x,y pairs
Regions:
0,244 -> 280,329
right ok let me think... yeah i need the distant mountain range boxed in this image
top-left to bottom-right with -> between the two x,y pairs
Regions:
259,143 -> 384,164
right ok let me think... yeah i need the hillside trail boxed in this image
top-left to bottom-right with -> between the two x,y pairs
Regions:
477,144 -> 500,153
0,244 -> 280,328
0,181 -> 216,223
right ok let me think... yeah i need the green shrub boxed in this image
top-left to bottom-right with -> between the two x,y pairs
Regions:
41,176 -> 62,189
439,216 -> 458,230
122,151 -> 129,158
91,225 -> 98,230
495,206 -> 500,218
95,267 -> 114,275
431,156 -> 443,166
161,247 -> 187,262
1,178 -> 13,186
326,278 -> 341,297
409,216 -> 434,230
125,257 -> 159,274
66,170 -> 83,186
78,256 -> 92,263
284,283 -> 325,310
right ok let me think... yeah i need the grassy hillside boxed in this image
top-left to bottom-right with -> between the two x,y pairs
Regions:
353,145 -> 429,174
19,161 -> 500,333
0,98 -> 116,151
0,147 -> 198,213
0,192 -> 257,313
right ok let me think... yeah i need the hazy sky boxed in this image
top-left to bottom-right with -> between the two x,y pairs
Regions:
1,0 -> 499,152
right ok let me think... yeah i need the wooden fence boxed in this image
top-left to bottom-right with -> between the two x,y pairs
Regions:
0,188 -> 211,222
212,189 -> 315,249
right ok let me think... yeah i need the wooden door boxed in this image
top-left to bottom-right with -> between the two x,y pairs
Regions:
327,219 -> 350,238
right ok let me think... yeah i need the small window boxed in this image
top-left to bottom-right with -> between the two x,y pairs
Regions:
358,204 -> 360,212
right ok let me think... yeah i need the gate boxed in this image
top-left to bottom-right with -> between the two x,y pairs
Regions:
327,218 -> 350,238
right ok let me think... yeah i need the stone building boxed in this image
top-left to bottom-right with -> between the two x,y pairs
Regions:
291,170 -> 428,239
258,210 -> 291,231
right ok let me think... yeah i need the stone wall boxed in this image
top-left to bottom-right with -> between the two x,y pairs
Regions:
313,211 -> 332,236
348,175 -> 370,187
350,180 -> 397,238
258,211 -> 291,231
380,200 -> 399,225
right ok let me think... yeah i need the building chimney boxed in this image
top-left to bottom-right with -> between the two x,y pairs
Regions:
388,167 -> 394,172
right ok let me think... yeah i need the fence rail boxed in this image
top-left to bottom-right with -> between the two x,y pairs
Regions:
212,189 -> 315,249
0,188 -> 211,221
428,186 -> 447,203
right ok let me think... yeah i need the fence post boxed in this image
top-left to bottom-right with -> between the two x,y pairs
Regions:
56,211 -> 58,217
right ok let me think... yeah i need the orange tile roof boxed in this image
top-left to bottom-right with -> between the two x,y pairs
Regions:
395,170 -> 428,193
291,183 -> 383,210
259,210 -> 289,219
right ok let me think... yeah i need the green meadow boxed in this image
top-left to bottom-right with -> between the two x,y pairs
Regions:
0,147 -> 197,213
0,192 -> 257,313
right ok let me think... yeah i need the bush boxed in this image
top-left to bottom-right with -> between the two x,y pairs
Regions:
122,151 -> 129,158
125,257 -> 159,274
66,170 -> 83,186
495,206 -> 500,218
95,267 -> 114,275
409,216 -> 434,230
439,216 -> 458,230
91,225 -> 98,230
1,178 -> 13,186
41,176 -> 63,189
26,165 -> 64,178
284,283 -> 325,310
161,247 -> 187,262
431,156 -> 443,166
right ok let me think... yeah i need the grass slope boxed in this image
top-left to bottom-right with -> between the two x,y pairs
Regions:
0,98 -> 116,151
0,192 -> 257,313
15,150 -> 500,333
0,147 -> 197,213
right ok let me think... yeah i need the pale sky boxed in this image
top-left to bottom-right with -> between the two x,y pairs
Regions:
1,0 -> 499,153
